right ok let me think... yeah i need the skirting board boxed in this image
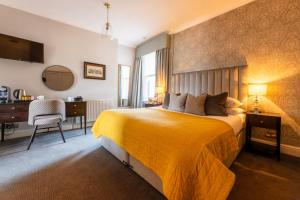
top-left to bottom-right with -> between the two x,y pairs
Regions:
251,138 -> 300,158
5,126 -> 300,158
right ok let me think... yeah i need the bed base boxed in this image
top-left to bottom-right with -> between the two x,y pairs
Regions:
99,129 -> 245,194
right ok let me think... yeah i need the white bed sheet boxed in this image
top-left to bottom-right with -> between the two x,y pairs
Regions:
206,114 -> 245,136
154,107 -> 245,136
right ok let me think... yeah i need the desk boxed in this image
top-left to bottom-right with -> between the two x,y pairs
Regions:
0,101 -> 87,142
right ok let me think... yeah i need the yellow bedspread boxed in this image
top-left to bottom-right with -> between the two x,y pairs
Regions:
92,108 -> 239,200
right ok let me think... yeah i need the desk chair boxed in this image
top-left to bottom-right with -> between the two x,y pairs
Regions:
27,99 -> 66,150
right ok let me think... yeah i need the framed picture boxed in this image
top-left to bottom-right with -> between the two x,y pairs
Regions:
84,62 -> 106,80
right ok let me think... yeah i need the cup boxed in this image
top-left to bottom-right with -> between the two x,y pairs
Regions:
67,97 -> 74,102
37,96 -> 44,100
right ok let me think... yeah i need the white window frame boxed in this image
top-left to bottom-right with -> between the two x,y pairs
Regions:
141,52 -> 156,102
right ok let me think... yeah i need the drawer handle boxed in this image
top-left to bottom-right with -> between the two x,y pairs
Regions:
11,116 -> 15,119
73,111 -> 77,114
260,120 -> 264,124
11,107 -> 15,110
73,104 -> 77,107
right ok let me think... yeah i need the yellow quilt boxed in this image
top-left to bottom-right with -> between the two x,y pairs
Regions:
92,108 -> 239,200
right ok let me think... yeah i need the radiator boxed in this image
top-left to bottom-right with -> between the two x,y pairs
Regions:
87,99 -> 113,122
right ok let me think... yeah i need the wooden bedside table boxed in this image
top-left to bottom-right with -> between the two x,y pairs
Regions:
246,112 -> 281,161
144,102 -> 162,108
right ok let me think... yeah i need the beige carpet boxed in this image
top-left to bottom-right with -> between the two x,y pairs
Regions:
0,129 -> 299,200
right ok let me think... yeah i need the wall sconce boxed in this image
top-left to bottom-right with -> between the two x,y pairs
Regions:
248,83 -> 267,113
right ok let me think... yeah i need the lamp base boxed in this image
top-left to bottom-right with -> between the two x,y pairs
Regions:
250,96 -> 263,113
250,107 -> 261,114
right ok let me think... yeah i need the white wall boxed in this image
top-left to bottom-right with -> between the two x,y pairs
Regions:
0,5 -> 135,106
118,45 -> 135,67
0,5 -> 136,139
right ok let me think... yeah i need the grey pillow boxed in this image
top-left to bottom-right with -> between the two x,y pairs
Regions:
205,92 -> 228,116
162,92 -> 181,109
168,93 -> 187,112
184,94 -> 207,115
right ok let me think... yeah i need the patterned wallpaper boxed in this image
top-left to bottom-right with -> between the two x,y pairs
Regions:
171,0 -> 300,147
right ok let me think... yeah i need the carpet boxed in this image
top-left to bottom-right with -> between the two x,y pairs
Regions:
0,129 -> 299,200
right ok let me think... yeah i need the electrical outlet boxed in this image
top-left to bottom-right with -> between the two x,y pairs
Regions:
5,123 -> 18,129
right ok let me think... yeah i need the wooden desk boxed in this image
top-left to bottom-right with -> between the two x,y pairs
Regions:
0,101 -> 87,142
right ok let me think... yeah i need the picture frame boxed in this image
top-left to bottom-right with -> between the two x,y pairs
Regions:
84,62 -> 106,80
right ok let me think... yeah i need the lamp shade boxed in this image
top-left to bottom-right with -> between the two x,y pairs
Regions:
155,86 -> 164,94
248,84 -> 267,96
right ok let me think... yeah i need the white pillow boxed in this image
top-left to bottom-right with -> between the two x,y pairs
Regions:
168,93 -> 187,112
226,107 -> 245,115
225,97 -> 242,108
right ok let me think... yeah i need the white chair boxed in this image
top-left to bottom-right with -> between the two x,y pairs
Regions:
27,99 -> 66,150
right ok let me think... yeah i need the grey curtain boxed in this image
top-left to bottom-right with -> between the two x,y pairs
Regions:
155,48 -> 170,93
130,58 -> 143,108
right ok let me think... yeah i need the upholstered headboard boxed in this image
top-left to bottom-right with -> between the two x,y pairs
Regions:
169,65 -> 248,102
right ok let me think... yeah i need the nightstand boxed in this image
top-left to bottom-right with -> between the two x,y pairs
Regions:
246,112 -> 281,161
144,102 -> 162,108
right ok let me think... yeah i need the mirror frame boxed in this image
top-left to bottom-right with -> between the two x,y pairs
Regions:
42,65 -> 75,91
118,64 -> 132,107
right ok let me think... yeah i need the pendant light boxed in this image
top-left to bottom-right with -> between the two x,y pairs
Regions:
103,2 -> 113,40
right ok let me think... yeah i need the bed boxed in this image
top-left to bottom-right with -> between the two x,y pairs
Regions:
92,66 -> 247,200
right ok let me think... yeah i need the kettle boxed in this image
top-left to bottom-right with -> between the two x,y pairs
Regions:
13,89 -> 27,100
0,86 -> 11,102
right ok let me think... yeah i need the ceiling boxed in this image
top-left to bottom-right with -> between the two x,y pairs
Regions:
0,0 -> 254,47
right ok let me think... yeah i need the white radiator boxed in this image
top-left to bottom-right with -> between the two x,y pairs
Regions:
87,99 -> 113,122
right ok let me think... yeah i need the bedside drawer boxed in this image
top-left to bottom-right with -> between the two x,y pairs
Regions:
0,112 -> 28,123
66,108 -> 85,117
0,104 -> 29,113
247,114 -> 278,129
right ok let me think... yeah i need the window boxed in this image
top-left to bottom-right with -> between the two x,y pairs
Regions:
142,52 -> 156,101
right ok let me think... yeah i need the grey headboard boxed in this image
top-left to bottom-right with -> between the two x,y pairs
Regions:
169,65 -> 248,102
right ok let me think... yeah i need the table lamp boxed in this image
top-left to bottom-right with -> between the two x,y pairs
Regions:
248,83 -> 267,113
155,86 -> 164,103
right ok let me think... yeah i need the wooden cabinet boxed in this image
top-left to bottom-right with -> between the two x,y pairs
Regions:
246,112 -> 281,161
66,101 -> 86,117
0,102 -> 30,124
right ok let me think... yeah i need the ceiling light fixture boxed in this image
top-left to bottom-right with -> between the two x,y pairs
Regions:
103,2 -> 113,40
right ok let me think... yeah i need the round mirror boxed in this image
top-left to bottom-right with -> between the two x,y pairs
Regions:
42,65 -> 74,91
